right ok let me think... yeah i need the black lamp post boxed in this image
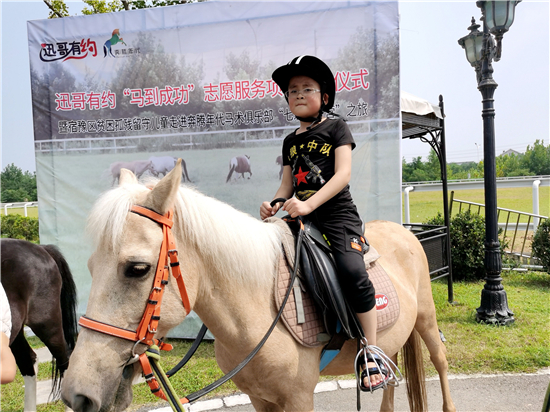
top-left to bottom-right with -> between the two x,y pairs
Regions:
458,0 -> 520,325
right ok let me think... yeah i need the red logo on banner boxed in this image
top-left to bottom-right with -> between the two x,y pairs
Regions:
375,294 -> 389,310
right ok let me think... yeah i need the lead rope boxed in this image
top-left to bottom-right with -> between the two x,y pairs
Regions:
138,217 -> 306,410
139,345 -> 185,411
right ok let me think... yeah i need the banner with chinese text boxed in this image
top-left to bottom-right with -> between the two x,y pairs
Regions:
27,1 -> 400,337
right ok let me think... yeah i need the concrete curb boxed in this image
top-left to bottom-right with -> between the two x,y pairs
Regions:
149,368 -> 550,412
34,342 -> 550,410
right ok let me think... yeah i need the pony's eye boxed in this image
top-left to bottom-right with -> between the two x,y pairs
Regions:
125,263 -> 151,278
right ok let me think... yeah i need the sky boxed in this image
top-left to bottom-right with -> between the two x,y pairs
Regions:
1,0 -> 549,173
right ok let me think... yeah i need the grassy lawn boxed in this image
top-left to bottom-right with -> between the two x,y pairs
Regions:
1,271 -> 548,412
2,207 -> 39,218
404,186 -> 549,224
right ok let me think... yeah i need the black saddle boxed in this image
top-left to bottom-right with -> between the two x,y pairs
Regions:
282,214 -> 367,349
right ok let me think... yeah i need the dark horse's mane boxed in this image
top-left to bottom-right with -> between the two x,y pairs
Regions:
40,244 -> 79,397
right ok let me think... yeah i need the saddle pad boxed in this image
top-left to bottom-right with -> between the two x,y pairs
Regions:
275,253 -> 326,348
268,217 -> 401,346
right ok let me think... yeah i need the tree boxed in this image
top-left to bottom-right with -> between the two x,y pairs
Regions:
43,0 -> 203,18
1,165 -> 37,203
521,140 -> 550,175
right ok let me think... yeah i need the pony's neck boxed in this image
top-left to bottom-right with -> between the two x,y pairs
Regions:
173,187 -> 282,344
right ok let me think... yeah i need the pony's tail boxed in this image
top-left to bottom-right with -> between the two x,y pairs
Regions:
226,164 -> 235,183
42,244 -> 78,398
402,328 -> 427,412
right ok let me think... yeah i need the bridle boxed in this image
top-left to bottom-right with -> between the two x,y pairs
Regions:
79,205 -> 192,406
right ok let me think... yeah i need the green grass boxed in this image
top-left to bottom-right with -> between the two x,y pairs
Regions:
428,271 -> 550,375
404,186 -> 549,223
2,271 -> 548,412
2,207 -> 39,218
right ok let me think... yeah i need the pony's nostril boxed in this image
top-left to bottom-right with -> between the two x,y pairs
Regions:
69,394 -> 100,412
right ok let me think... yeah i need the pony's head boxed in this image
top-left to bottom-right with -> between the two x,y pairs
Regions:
62,161 -> 191,412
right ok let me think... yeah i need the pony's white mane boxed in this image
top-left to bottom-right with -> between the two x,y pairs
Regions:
87,180 -> 283,289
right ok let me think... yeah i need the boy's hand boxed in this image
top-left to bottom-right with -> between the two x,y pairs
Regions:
260,201 -> 280,220
283,198 -> 313,218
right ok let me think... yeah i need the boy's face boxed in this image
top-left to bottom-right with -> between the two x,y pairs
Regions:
287,75 -> 329,119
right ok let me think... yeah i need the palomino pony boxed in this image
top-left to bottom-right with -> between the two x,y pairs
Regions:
1,238 -> 78,411
61,162 -> 455,412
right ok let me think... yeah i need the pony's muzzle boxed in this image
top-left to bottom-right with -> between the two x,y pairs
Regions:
63,392 -> 101,412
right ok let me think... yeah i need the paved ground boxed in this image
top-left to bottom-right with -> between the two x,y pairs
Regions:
34,346 -> 549,412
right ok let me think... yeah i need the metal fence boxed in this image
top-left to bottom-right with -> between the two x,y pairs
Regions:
406,223 -> 453,302
1,202 -> 38,217
33,119 -> 388,155
449,192 -> 548,267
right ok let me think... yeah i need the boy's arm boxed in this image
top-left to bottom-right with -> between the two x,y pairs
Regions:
260,165 -> 294,219
283,144 -> 352,217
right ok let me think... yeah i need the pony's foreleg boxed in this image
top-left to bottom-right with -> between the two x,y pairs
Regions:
23,367 -> 38,412
10,331 -> 38,411
379,354 -> 398,412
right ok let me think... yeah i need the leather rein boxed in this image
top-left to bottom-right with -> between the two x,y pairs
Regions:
78,203 -> 305,411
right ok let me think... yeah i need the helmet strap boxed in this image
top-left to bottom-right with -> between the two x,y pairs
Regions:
296,81 -> 326,130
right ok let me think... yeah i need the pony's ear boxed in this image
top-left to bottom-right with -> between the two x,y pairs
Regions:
119,168 -> 138,186
144,159 -> 182,214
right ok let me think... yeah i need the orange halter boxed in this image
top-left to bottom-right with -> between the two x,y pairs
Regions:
79,205 -> 191,369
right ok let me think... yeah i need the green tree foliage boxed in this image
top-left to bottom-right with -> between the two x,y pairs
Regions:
81,0 -> 123,14
521,140 -> 550,175
404,141 -> 550,183
44,0 -> 69,18
1,165 -> 37,203
532,218 -> 550,273
43,0 -> 204,18
402,150 -> 441,182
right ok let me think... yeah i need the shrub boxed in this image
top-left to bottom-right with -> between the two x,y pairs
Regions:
532,218 -> 550,273
0,214 -> 39,242
449,211 -> 487,281
424,211 -> 491,281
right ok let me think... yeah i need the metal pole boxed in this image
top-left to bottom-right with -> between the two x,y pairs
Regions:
404,186 -> 414,224
476,19 -> 514,325
439,95 -> 454,304
533,180 -> 541,231
4,203 -> 13,216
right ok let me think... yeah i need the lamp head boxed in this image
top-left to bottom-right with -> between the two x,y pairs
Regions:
458,17 -> 484,66
477,0 -> 521,39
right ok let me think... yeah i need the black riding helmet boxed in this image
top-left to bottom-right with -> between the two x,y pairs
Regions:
272,55 -> 336,123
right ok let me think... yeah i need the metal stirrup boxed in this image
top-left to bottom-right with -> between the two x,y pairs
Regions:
354,338 -> 403,393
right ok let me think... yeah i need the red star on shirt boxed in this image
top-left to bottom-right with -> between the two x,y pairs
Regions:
295,167 -> 308,186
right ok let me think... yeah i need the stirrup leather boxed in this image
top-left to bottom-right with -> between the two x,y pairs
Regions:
354,338 -> 403,393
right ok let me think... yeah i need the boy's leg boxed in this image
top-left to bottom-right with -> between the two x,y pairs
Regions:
356,308 -> 384,387
312,211 -> 385,388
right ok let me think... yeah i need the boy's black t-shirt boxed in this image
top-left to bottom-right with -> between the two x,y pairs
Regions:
282,117 -> 356,213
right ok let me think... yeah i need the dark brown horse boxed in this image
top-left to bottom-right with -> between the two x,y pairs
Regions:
1,238 -> 78,410
226,155 -> 252,182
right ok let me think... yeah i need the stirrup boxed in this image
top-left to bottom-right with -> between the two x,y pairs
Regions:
354,338 -> 403,393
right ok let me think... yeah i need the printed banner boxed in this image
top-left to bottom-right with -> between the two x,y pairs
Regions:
27,1 -> 400,337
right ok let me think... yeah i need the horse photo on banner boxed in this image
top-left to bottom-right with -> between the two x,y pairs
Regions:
27,0 -> 400,337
